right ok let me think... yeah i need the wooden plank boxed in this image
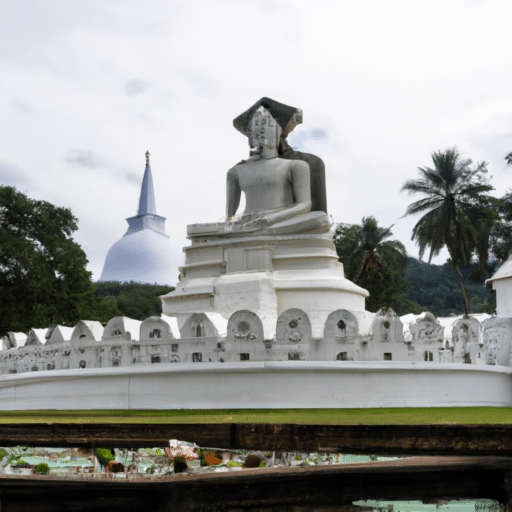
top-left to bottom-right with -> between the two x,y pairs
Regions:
0,424 -> 512,455
0,457 -> 510,511
173,463 -> 509,511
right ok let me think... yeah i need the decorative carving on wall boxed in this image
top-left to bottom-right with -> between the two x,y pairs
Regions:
226,310 -> 264,344
277,309 -> 312,346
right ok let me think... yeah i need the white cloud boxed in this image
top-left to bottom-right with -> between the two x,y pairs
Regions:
0,0 -> 512,283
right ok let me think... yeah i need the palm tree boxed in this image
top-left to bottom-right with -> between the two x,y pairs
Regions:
334,216 -> 409,312
401,148 -> 494,316
356,217 -> 394,279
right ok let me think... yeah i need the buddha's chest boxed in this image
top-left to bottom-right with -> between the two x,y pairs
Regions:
237,159 -> 292,192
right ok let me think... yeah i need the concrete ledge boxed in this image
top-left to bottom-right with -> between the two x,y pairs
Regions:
0,362 -> 511,410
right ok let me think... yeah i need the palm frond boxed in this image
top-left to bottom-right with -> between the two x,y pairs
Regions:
403,197 -> 444,216
401,182 -> 433,195
418,166 -> 448,190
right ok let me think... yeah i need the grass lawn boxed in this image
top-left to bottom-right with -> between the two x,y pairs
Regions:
0,408 -> 511,424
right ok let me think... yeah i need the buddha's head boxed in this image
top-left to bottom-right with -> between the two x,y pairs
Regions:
248,107 -> 282,152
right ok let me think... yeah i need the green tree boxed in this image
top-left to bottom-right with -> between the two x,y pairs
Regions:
93,282 -> 174,320
94,448 -> 115,468
404,257 -> 495,316
468,198 -> 500,282
0,186 -> 105,336
401,148 -> 494,315
34,462 -> 50,475
494,153 -> 512,261
94,295 -> 122,324
488,189 -> 512,263
333,216 -> 411,312
470,296 -> 496,314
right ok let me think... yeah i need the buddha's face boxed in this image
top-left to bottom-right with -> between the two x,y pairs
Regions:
248,107 -> 281,151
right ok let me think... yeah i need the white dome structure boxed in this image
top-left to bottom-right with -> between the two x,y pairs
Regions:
99,152 -> 175,285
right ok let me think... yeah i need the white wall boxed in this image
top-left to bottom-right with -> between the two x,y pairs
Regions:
0,361 -> 510,410
493,280 -> 512,318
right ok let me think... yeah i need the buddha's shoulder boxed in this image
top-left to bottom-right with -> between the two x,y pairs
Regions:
228,157 -> 254,175
233,155 -> 260,166
230,156 -> 303,174
228,159 -> 250,177
287,158 -> 310,173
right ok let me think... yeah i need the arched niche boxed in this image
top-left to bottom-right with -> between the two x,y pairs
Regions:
226,310 -> 264,343
44,325 -> 67,345
452,317 -> 481,346
140,316 -> 174,341
71,321 -> 104,343
180,313 -> 218,339
102,317 -> 141,342
324,310 -> 358,340
371,308 -> 404,343
410,312 -> 443,345
25,330 -> 43,346
276,309 -> 312,345
452,317 -> 482,364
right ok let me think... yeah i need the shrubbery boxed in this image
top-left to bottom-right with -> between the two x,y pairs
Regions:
94,448 -> 115,468
242,454 -> 262,468
35,463 -> 50,475
93,282 -> 175,321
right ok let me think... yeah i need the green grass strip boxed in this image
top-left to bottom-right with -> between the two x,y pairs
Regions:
0,408 -> 510,424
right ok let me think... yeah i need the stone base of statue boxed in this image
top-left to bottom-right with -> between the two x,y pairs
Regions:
161,213 -> 373,340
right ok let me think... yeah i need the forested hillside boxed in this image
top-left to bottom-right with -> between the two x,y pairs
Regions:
403,258 -> 497,316
93,282 -> 175,321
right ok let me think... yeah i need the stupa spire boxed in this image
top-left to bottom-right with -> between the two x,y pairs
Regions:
137,150 -> 157,216
100,149 -> 171,283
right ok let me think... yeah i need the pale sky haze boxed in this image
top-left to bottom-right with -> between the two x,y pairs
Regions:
1,0 -> 511,284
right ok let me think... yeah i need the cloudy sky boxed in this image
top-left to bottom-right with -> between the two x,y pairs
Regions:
1,0 -> 512,284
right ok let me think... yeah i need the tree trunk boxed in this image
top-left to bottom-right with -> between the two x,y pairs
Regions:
447,247 -> 471,316
454,264 -> 470,316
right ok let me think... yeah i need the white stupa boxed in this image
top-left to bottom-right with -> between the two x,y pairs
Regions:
99,152 -> 174,285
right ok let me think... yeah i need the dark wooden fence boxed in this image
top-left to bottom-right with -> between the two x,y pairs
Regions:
0,423 -> 511,455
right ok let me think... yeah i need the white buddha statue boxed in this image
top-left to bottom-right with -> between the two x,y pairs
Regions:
225,106 -> 312,230
188,98 -> 331,237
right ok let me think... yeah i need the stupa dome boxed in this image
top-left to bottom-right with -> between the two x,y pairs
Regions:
99,152 -> 174,285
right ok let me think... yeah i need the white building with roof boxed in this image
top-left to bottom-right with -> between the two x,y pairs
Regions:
99,152 -> 175,285
486,255 -> 512,318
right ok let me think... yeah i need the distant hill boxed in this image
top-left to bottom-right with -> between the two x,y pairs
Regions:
93,282 -> 175,321
403,257 -> 497,316
93,265 -> 496,321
